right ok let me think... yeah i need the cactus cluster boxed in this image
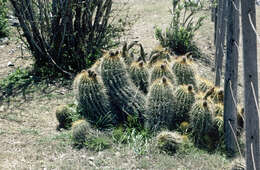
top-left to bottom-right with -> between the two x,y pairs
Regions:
64,43 -> 244,151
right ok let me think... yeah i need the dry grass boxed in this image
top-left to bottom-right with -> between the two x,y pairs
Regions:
1,0 -> 260,169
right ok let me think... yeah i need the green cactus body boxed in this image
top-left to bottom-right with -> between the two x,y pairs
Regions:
129,61 -> 149,94
190,100 -> 213,146
172,56 -> 197,89
101,51 -> 146,123
145,77 -> 176,131
197,77 -> 214,93
150,61 -> 175,85
74,70 -> 114,125
174,85 -> 195,124
56,105 -> 74,129
72,120 -> 93,147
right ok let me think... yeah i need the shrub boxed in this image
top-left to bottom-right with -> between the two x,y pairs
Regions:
0,0 -> 9,38
155,0 -> 205,57
10,0 -> 129,76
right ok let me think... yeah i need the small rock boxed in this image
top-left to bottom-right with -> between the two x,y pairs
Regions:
88,157 -> 94,161
0,106 -> 4,112
7,61 -> 14,67
0,37 -> 9,45
8,17 -> 20,27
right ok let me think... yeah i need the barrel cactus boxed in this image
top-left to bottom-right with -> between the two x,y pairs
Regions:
190,100 -> 213,147
197,76 -> 214,93
145,77 -> 176,131
101,51 -> 146,123
72,120 -> 94,148
172,56 -> 197,89
129,61 -> 149,94
156,131 -> 183,155
150,61 -> 175,85
174,84 -> 196,124
74,69 -> 114,127
56,105 -> 74,129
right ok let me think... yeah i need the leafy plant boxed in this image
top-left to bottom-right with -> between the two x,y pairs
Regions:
0,0 -> 9,38
155,0 -> 205,56
0,68 -> 34,97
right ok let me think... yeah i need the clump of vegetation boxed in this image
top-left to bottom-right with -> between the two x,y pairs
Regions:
155,0 -> 205,57
0,0 -> 9,38
156,131 -> 183,155
0,68 -> 34,97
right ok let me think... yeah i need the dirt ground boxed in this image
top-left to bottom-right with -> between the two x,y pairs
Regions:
0,0 -> 260,169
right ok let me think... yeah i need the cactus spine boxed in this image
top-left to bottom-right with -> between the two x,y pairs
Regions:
74,70 -> 114,125
172,56 -> 197,89
129,61 -> 149,94
145,77 -> 176,131
101,51 -> 146,123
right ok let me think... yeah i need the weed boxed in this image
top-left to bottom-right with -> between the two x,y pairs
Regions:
155,0 -> 206,57
20,129 -> 39,135
0,68 -> 34,97
84,136 -> 112,152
